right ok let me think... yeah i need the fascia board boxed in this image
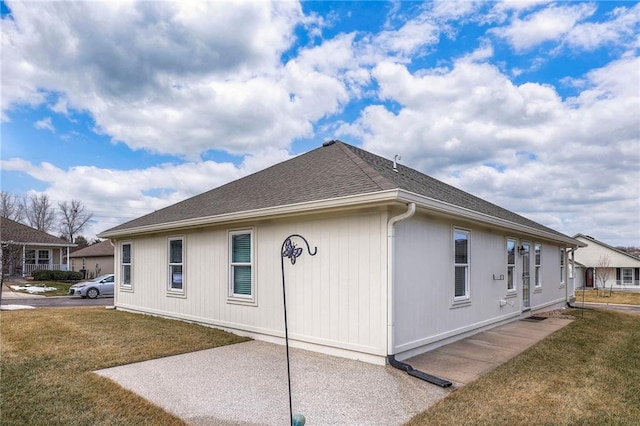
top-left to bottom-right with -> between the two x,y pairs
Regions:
396,190 -> 583,247
1,241 -> 76,248
99,189 -> 401,238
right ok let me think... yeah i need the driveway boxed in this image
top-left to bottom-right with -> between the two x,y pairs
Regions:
96,316 -> 573,425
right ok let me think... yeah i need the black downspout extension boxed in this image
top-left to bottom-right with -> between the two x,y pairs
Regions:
387,355 -> 452,388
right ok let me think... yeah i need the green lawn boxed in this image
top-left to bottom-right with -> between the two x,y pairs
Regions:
1,307 -> 249,425
406,308 -> 640,425
3,306 -> 638,425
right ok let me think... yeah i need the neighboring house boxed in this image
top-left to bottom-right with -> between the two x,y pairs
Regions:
69,240 -> 115,278
1,217 -> 76,277
572,234 -> 640,289
100,140 -> 582,365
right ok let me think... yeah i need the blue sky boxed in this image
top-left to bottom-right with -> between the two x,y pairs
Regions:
1,0 -> 638,246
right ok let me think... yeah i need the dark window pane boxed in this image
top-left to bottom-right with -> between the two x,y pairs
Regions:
455,266 -> 466,297
170,265 -> 183,289
233,265 -> 252,295
170,239 -> 182,263
507,240 -> 515,265
232,234 -> 251,263
122,244 -> 131,264
122,265 -> 131,285
454,232 -> 468,264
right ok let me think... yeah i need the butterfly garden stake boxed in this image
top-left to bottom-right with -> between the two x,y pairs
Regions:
280,234 -> 317,426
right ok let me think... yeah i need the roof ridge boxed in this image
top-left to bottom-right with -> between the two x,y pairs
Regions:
331,140 -> 398,191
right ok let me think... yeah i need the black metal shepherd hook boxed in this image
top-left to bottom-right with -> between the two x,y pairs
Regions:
281,234 -> 317,426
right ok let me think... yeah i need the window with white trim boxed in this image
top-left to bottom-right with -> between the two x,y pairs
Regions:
25,249 -> 50,266
229,230 -> 253,299
534,243 -> 542,288
622,268 -> 633,285
560,249 -> 565,284
121,242 -> 132,288
168,237 -> 184,292
507,239 -> 516,292
454,229 -> 470,300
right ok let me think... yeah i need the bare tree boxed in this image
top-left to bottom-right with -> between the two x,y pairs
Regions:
1,243 -> 23,289
22,194 -> 56,232
596,255 -> 612,297
58,200 -> 93,243
0,192 -> 24,222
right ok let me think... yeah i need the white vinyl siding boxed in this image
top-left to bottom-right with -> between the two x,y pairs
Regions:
168,237 -> 184,294
229,230 -> 254,302
121,242 -> 132,288
454,229 -> 470,301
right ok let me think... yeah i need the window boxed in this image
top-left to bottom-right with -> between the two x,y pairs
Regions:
25,250 -> 36,265
622,268 -> 633,285
168,237 -> 184,292
25,249 -> 50,265
454,229 -> 470,300
560,249 -> 565,284
38,250 -> 50,264
121,242 -> 132,288
229,230 -> 253,299
534,243 -> 542,288
507,239 -> 516,292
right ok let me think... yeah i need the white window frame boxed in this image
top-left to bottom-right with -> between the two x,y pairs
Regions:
560,248 -> 565,286
120,242 -> 132,289
453,228 -> 470,302
167,236 -> 185,295
25,249 -> 51,266
622,268 -> 633,285
534,243 -> 542,289
228,229 -> 255,303
507,239 -> 516,293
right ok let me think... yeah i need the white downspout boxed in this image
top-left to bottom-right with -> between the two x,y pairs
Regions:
387,202 -> 416,356
22,244 -> 26,277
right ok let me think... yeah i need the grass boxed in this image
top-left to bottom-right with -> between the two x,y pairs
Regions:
3,306 -> 638,425
574,289 -> 640,305
1,307 -> 249,425
4,281 -> 73,296
406,308 -> 640,425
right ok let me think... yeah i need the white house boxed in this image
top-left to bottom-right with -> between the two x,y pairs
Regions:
572,234 -> 640,290
1,217 -> 76,277
100,140 -> 582,365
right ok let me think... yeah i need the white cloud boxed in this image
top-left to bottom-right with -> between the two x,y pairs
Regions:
343,55 -> 640,246
564,3 -> 640,51
491,3 -> 597,51
2,1 -> 352,158
0,148 -> 292,238
34,117 -> 55,132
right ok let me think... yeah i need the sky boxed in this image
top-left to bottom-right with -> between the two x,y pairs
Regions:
1,0 -> 639,247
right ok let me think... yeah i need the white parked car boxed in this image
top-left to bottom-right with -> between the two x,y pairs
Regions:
68,274 -> 115,299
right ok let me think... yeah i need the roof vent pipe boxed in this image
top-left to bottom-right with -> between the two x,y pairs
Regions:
393,155 -> 401,172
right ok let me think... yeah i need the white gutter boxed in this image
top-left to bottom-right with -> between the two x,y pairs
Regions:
99,190 -> 400,238
395,190 -> 583,247
387,202 -> 416,356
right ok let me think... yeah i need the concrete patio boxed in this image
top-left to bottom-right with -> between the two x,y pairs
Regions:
96,316 -> 573,425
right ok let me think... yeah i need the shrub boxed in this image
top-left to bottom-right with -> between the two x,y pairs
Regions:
31,270 -> 84,281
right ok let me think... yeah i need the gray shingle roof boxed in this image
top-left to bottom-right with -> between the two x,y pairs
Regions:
69,240 -> 114,258
103,140 -> 570,239
1,217 -> 75,246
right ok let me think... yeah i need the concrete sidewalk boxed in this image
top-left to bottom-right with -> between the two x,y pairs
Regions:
404,317 -> 573,386
96,316 -> 573,425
